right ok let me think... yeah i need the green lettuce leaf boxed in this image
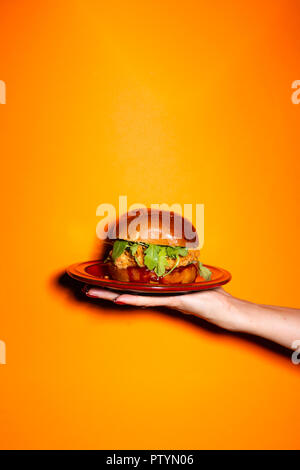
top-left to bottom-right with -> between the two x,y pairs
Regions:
111,239 -> 191,278
144,244 -> 160,270
198,262 -> 212,281
166,246 -> 188,258
129,244 -> 142,266
161,254 -> 180,277
129,244 -> 138,256
155,247 -> 168,276
111,240 -> 128,262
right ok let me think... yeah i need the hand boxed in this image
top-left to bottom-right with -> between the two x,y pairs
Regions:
84,286 -> 300,350
84,287 -> 248,332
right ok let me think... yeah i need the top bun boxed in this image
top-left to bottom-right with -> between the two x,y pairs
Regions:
108,208 -> 198,248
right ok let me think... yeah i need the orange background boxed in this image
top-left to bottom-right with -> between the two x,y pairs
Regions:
0,0 -> 300,449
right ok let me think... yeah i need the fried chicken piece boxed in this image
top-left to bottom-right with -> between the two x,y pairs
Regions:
110,249 -> 136,269
166,249 -> 200,269
111,246 -> 200,270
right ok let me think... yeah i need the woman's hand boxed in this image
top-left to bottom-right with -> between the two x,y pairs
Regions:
84,286 -> 300,350
84,287 -> 249,332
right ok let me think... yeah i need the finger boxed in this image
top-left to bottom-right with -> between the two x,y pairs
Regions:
85,287 -> 120,301
84,286 -> 177,307
113,294 -> 178,308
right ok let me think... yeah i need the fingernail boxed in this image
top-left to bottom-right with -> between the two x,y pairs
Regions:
81,285 -> 89,294
114,299 -> 126,305
85,289 -> 98,298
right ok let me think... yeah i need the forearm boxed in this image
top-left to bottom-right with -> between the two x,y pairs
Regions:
85,286 -> 300,350
229,296 -> 300,349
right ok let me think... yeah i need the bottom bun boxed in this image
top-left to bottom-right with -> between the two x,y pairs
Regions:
107,262 -> 198,285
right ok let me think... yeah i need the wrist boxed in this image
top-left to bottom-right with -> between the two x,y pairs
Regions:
217,293 -> 257,333
226,296 -> 267,334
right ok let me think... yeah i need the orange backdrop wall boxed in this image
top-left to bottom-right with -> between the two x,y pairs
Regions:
0,0 -> 300,449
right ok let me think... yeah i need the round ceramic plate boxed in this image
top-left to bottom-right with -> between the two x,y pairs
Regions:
66,261 -> 231,294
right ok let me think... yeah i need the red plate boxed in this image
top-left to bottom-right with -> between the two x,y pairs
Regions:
67,261 -> 231,294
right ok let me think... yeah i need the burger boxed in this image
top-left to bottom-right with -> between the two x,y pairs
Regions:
105,208 -> 211,285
